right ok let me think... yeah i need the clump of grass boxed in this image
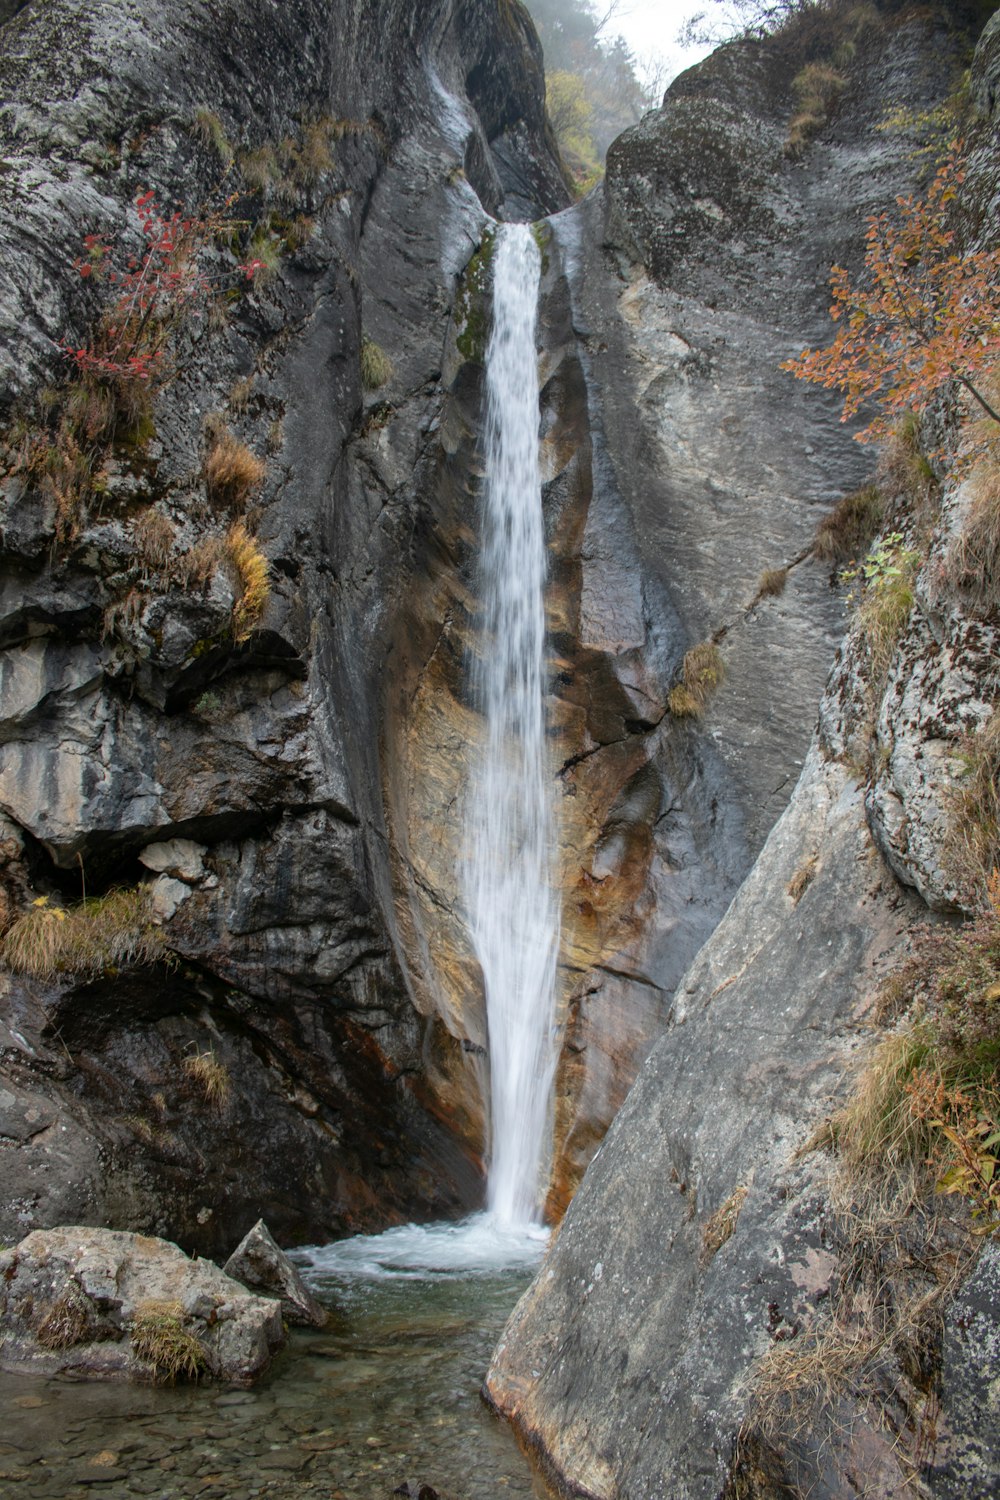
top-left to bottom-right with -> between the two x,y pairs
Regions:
832,879 -> 1000,1224
943,710 -> 1000,910
191,108 -> 233,166
813,484 -> 884,564
787,63 -> 845,157
360,336 -> 393,391
237,144 -> 279,195
878,412 -> 939,518
786,854 -> 818,904
226,522 -> 270,641
844,531 -> 922,687
245,225 -> 283,281
183,1045 -> 231,1108
204,426 -> 266,513
755,566 -> 788,600
701,1183 -> 749,1264
133,508 -> 176,574
175,533 -> 227,589
1,888 -> 164,979
129,1300 -> 205,1384
668,641 -> 724,718
228,375 -> 254,415
36,1288 -> 92,1350
946,463 -> 1000,612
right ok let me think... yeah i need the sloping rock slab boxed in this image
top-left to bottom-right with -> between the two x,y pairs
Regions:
224,1218 -> 327,1328
0,1226 -> 285,1384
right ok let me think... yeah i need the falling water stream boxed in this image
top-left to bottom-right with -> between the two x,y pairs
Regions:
3,225 -> 559,1498
465,222 -> 559,1229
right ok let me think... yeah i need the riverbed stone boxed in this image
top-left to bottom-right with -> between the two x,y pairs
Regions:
223,1220 -> 326,1329
0,1227 -> 285,1385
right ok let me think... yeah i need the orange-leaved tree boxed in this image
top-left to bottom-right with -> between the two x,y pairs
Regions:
782,146 -> 1000,442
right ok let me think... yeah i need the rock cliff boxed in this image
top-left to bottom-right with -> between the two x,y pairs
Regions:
0,0 -> 571,1255
487,5 -> 1000,1497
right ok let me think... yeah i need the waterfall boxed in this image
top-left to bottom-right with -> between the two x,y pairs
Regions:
464,222 -> 560,1229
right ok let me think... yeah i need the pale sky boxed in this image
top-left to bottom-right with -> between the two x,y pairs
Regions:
602,0 -> 718,91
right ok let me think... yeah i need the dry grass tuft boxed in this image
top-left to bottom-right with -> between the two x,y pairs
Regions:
943,711 -> 1000,910
360,336 -> 393,391
130,1300 -> 205,1384
226,522 -> 270,641
191,108 -> 232,165
183,1045 -> 231,1109
668,641 -> 725,719
813,484 -> 884,563
204,427 -> 266,513
786,64 -> 845,157
946,464 -> 1000,613
786,854 -> 818,904
1,889 -> 164,980
133,508 -> 176,574
702,1183 -> 749,1264
36,1288 -> 92,1350
755,566 -> 788,600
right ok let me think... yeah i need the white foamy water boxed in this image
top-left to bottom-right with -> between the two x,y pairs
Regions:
464,223 -> 560,1229
294,1213 -> 549,1283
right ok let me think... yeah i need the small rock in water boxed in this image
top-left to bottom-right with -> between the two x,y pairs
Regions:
223,1220 -> 327,1329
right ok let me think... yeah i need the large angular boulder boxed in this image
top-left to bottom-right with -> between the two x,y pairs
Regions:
0,1226 -> 285,1384
223,1218 -> 327,1328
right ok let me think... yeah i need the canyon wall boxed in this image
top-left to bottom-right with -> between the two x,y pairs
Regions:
487,7 -> 1000,1497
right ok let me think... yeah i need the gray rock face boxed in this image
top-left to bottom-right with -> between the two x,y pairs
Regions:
930,1241 -> 1000,1499
223,1218 -> 327,1329
486,7 -> 1000,1498
487,748 -> 925,1498
0,1225 -> 285,1384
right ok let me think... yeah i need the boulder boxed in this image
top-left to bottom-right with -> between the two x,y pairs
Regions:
223,1219 -> 327,1329
0,1226 -> 285,1384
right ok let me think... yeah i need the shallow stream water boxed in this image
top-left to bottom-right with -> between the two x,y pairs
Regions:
0,1220 -> 553,1500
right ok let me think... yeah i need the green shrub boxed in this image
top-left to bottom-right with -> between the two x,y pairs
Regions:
1,888 -> 163,979
668,641 -> 725,718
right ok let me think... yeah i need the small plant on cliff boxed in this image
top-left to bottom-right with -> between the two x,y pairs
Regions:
841,530 -> 922,685
183,1044 -> 231,1109
812,483 -> 884,563
360,335 -> 393,391
943,710 -> 1000,911
226,521 -> 270,641
1,888 -> 163,979
786,62 -> 845,157
782,145 -> 1000,450
203,422 -> 267,512
668,641 -> 725,718
129,1300 -> 205,1383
